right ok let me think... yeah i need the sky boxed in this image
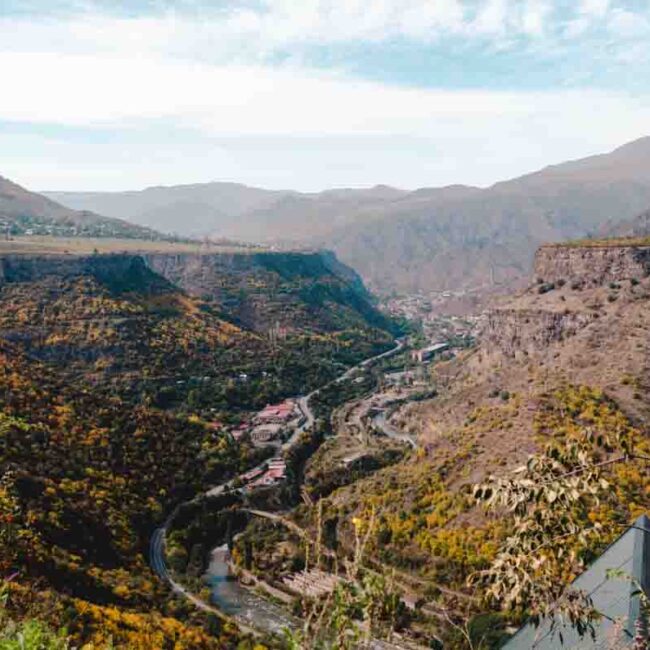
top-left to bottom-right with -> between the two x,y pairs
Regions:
2,0 -> 650,192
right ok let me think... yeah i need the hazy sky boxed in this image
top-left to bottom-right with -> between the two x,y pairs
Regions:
2,0 -> 650,191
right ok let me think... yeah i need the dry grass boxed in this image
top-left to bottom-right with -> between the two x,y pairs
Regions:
542,236 -> 650,249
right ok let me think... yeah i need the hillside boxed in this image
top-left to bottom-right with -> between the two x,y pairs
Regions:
0,244 -> 394,647
46,137 -> 650,294
282,239 -> 650,646
0,175 -> 162,239
0,246 -> 394,403
601,205 -> 650,239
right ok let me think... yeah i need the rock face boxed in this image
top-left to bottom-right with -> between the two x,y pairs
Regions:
481,242 -> 650,358
143,249 -> 390,333
480,308 -> 597,358
0,254 -> 172,293
535,244 -> 650,286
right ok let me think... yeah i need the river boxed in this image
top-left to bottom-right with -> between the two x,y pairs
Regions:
206,544 -> 296,635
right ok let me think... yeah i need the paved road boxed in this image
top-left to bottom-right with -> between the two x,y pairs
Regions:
149,338 -> 406,632
283,338 -> 404,450
373,411 -> 418,449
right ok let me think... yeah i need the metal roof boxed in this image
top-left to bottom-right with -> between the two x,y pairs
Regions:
504,514 -> 649,649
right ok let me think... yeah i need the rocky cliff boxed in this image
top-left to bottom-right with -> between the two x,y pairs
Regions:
480,241 -> 650,359
144,249 -> 391,333
0,246 -> 394,410
480,307 -> 597,358
0,248 -> 393,339
535,243 -> 650,287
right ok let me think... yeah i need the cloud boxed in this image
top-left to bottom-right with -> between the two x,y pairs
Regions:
3,49 -> 650,139
3,1 -> 648,59
2,1 -> 650,191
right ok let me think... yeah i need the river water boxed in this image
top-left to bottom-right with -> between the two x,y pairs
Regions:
205,544 -> 296,635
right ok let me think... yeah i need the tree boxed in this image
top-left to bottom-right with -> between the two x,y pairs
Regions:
472,424 -> 650,645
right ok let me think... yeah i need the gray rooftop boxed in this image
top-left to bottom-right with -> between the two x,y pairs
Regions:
504,514 -> 649,649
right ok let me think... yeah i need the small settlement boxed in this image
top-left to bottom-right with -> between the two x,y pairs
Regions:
238,457 -> 288,490
222,399 -> 302,491
230,399 -> 302,447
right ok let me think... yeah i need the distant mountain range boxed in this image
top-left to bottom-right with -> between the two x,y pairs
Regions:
37,135 -> 650,293
0,175 -> 160,240
602,207 -> 650,239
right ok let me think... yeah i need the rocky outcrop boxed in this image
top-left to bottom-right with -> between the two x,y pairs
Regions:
535,244 -> 650,286
480,308 -> 597,358
480,242 -> 650,357
0,254 -> 171,293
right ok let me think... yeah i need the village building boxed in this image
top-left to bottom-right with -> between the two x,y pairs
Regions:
411,342 -> 449,364
240,467 -> 264,483
254,400 -> 297,425
250,423 -> 283,445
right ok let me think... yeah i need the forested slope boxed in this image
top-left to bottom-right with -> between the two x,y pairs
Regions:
0,247 -> 394,647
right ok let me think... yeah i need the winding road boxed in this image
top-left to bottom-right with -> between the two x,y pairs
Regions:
149,338 -> 406,632
373,411 -> 418,449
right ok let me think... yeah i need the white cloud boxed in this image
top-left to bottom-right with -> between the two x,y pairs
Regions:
2,1 -> 650,191
3,50 -> 650,141
578,0 -> 610,18
3,1 -> 647,62
521,1 -> 552,37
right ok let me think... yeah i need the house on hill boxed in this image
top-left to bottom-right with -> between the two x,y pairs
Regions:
504,514 -> 649,648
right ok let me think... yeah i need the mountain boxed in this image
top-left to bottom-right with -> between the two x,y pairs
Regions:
308,239 -> 650,646
45,137 -> 650,294
601,206 -> 650,239
47,182 -> 409,242
0,174 -> 161,239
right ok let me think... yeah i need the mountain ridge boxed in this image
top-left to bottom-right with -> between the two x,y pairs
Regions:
0,174 -> 161,239
44,136 -> 650,294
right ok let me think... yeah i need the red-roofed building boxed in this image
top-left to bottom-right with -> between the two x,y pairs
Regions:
254,400 -> 297,424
